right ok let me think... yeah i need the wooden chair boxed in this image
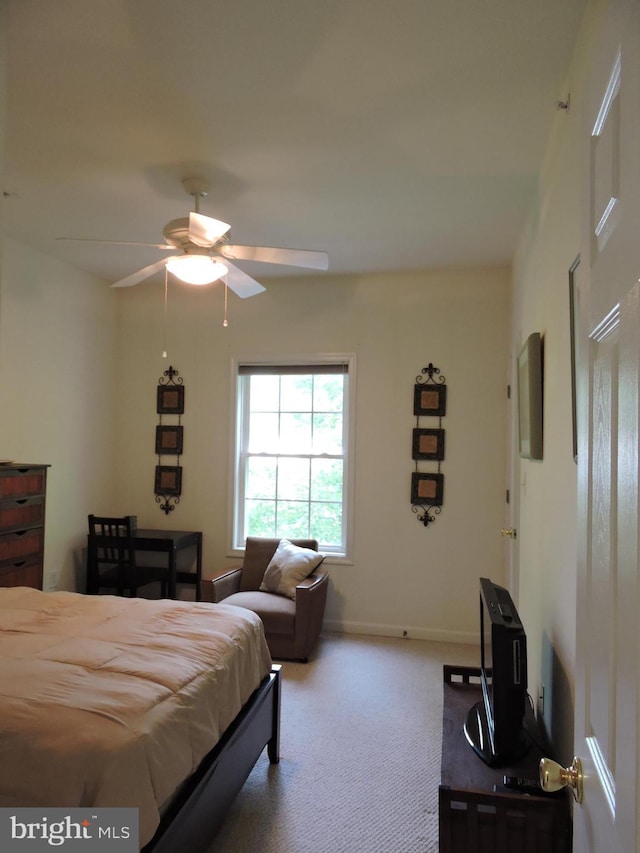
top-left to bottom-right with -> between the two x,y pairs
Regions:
86,514 -> 169,598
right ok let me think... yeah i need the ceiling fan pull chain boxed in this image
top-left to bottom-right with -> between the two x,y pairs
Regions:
223,278 -> 229,327
162,267 -> 169,357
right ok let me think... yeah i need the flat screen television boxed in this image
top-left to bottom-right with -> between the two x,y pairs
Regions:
463,577 -> 529,766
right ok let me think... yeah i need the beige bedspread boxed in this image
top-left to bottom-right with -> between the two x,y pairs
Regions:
0,587 -> 272,848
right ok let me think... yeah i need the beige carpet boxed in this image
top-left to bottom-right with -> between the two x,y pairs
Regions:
210,632 -> 477,853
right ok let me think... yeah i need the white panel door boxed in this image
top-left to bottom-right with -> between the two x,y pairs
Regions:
573,1 -> 640,850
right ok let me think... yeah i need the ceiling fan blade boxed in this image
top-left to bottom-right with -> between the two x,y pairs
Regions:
221,244 -> 329,270
224,262 -> 266,298
110,258 -> 171,288
188,212 -> 231,247
57,238 -> 174,250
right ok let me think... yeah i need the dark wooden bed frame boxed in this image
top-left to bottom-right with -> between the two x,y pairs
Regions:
143,663 -> 281,853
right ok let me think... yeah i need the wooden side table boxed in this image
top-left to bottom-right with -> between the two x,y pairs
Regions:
439,665 -> 572,853
134,528 -> 203,600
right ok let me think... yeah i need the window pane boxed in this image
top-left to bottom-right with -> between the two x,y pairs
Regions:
246,457 -> 276,499
310,501 -> 342,546
313,413 -> 343,454
313,375 -> 344,413
246,499 -> 276,537
276,501 -> 309,537
311,458 -> 343,501
250,375 -> 280,411
248,412 -> 279,452
280,412 -> 312,453
236,362 -> 352,554
277,457 -> 310,500
280,375 -> 312,412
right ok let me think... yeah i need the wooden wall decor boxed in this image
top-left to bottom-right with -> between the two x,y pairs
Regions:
155,365 -> 184,515
412,362 -> 446,527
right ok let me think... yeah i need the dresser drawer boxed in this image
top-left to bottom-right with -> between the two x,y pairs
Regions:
0,467 -> 47,500
0,497 -> 45,533
0,528 -> 44,563
0,556 -> 43,589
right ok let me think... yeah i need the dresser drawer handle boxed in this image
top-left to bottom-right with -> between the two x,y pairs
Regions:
15,530 -> 27,537
13,561 -> 26,568
16,499 -> 27,505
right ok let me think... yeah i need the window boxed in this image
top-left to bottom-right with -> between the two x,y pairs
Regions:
232,356 -> 355,557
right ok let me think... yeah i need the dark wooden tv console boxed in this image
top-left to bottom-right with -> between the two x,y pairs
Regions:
439,666 -> 571,853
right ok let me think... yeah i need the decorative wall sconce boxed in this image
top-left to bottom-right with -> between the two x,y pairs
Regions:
155,365 -> 184,515
412,362 -> 446,527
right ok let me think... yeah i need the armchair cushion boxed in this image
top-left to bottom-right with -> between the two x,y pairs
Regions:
222,590 -> 296,636
259,538 -> 324,600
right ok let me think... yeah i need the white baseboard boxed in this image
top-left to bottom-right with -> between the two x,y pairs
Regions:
322,619 -> 477,645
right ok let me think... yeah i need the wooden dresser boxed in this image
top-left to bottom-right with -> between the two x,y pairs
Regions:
0,464 -> 49,590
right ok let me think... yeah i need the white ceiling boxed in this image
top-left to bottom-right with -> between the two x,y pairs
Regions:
4,0 -> 587,288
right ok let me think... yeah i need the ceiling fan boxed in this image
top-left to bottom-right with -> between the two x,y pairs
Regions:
59,177 -> 329,298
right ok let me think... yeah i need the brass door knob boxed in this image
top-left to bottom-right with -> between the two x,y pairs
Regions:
539,756 -> 583,803
500,528 -> 517,539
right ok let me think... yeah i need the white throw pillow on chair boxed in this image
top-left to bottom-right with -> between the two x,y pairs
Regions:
260,539 -> 324,600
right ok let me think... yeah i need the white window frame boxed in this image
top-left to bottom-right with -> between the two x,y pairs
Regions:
229,353 -> 356,561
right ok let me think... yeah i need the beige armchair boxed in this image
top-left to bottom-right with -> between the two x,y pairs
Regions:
201,537 -> 329,662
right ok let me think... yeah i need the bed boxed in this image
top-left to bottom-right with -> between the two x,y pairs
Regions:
0,587 -> 281,851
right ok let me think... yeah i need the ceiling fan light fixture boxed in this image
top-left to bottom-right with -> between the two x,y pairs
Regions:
166,255 -> 228,285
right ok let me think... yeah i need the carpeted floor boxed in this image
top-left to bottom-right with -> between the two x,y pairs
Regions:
210,632 -> 477,853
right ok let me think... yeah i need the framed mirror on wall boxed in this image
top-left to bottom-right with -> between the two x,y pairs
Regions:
517,332 -> 543,460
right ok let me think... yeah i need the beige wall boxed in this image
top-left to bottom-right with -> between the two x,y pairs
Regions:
114,267 -> 510,641
511,0 -> 603,763
0,238 -> 118,590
